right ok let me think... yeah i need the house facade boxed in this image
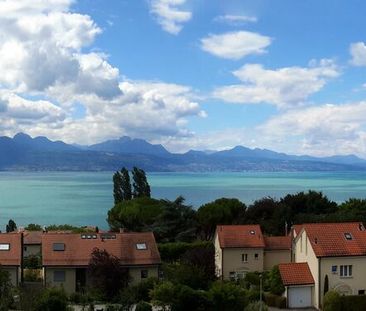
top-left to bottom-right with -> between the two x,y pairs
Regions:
292,222 -> 366,309
42,231 -> 161,293
0,232 -> 22,286
214,225 -> 291,280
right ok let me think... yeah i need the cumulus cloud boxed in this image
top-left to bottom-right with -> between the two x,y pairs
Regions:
150,0 -> 192,35
200,31 -> 271,60
214,59 -> 340,108
214,15 -> 257,25
350,42 -> 366,66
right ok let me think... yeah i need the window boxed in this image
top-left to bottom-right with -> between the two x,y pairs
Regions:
242,254 -> 248,262
136,243 -> 147,250
344,233 -> 353,240
53,271 -> 66,282
53,243 -> 65,251
340,265 -> 353,277
254,253 -> 259,260
331,265 -> 338,274
141,270 -> 148,279
0,244 -> 10,251
81,234 -> 97,239
249,230 -> 255,235
359,290 -> 365,295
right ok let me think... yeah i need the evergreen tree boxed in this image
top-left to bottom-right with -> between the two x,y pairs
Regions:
324,274 -> 329,296
132,167 -> 151,198
113,171 -> 123,204
6,219 -> 17,233
121,167 -> 132,201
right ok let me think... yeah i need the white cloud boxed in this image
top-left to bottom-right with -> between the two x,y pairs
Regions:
214,59 -> 340,108
150,0 -> 192,35
200,31 -> 271,60
350,42 -> 366,66
214,15 -> 257,25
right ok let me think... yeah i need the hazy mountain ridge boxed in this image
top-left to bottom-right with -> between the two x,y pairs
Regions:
0,133 -> 365,171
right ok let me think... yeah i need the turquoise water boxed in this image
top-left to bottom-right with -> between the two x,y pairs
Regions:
0,171 -> 365,230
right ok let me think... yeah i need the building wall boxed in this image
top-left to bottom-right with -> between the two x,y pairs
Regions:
3,267 -> 18,286
320,256 -> 366,304
294,230 -> 319,308
44,267 -> 76,294
24,244 -> 41,257
222,248 -> 264,279
214,232 -> 223,278
129,266 -> 159,285
263,249 -> 291,270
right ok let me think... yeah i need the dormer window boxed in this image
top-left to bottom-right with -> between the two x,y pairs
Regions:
136,243 -> 147,250
344,233 -> 353,240
0,243 -> 10,251
53,243 -> 65,251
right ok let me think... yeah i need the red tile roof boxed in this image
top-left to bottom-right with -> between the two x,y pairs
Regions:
216,225 -> 265,248
301,222 -> 366,257
264,236 -> 291,250
0,233 -> 22,266
279,262 -> 314,286
292,224 -> 303,236
42,232 -> 161,266
24,231 -> 43,245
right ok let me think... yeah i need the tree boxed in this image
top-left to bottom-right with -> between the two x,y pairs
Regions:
268,266 -> 285,295
113,171 -> 123,204
324,274 -> 329,296
132,167 -> 151,198
121,167 -> 132,200
25,224 -> 42,231
323,290 -> 341,311
33,288 -> 68,311
0,266 -> 12,311
88,248 -> 129,300
197,198 -> 246,240
208,281 -> 248,311
6,219 -> 17,233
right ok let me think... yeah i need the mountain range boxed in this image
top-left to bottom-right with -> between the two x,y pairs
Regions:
0,133 -> 366,172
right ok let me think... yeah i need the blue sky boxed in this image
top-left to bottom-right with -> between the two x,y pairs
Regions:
0,0 -> 366,156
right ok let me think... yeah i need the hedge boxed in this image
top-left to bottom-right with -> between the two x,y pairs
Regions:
264,293 -> 286,309
340,295 -> 366,311
158,241 -> 213,262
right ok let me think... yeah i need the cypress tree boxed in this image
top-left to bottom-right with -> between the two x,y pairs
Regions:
113,171 -> 123,204
132,167 -> 151,198
120,167 -> 132,201
6,219 -> 17,233
324,274 -> 329,296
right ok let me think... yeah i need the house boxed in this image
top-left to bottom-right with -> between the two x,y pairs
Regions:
42,231 -> 161,293
214,225 -> 291,280
290,222 -> 366,309
279,262 -> 315,308
0,232 -> 22,285
23,231 -> 42,257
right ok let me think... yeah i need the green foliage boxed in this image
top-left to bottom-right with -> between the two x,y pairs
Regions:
132,167 -> 151,198
34,287 -> 69,311
264,293 -> 286,308
6,219 -> 17,233
88,248 -> 130,301
244,272 -> 260,287
23,255 -> 42,269
268,266 -> 285,295
25,223 -> 42,231
0,266 -> 13,311
120,167 -> 132,201
245,301 -> 268,311
339,295 -> 366,311
158,241 -> 212,262
24,269 -> 42,282
119,277 -> 158,306
208,281 -> 248,311
135,301 -> 152,311
150,281 -> 176,309
163,263 -> 210,289
197,198 -> 246,240
105,305 -> 124,311
324,274 -> 329,296
45,224 -> 94,233
323,290 -> 342,311
113,170 -> 124,204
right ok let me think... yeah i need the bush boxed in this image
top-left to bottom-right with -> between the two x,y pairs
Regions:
135,301 -> 152,311
323,290 -> 341,311
24,269 -> 42,282
23,255 -> 42,269
158,241 -> 212,262
208,281 -> 248,311
119,277 -> 158,306
339,295 -> 366,311
268,266 -> 285,295
105,304 -> 125,311
163,263 -> 209,289
34,288 -> 69,311
264,293 -> 286,308
245,301 -> 268,311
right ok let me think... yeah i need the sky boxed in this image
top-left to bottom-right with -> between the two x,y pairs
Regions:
0,0 -> 366,157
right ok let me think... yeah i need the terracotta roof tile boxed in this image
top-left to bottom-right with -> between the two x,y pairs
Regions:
301,222 -> 366,257
24,231 -> 43,245
217,225 -> 265,248
0,233 -> 22,266
42,232 -> 161,266
264,236 -> 291,250
279,262 -> 314,286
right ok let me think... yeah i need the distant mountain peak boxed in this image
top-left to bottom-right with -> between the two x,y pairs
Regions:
13,132 -> 32,141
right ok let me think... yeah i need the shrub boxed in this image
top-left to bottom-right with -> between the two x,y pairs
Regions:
105,304 -> 125,311
34,288 -> 69,311
324,290 -> 341,311
158,241 -> 212,262
119,277 -> 158,306
208,281 -> 248,311
163,263 -> 209,289
264,293 -> 286,308
135,301 -> 152,311
339,295 -> 366,311
23,255 -> 42,269
245,301 -> 268,311
268,266 -> 285,295
24,269 -> 42,282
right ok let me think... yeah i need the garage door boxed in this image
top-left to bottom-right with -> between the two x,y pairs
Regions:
288,286 -> 312,308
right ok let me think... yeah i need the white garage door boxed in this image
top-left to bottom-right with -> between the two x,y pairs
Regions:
288,286 -> 312,308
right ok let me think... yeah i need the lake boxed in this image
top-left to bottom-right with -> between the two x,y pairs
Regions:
0,171 -> 365,230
